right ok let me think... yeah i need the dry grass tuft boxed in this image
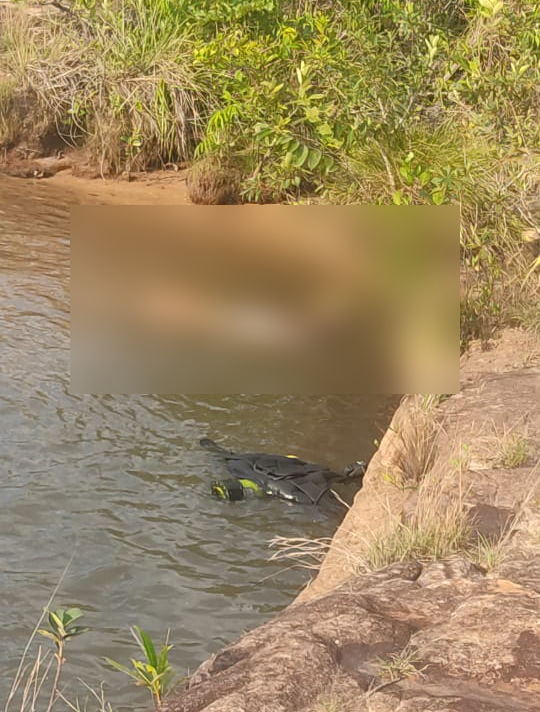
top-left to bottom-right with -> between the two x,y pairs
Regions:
385,395 -> 440,489
59,681 -> 114,712
315,692 -> 340,712
469,532 -> 506,572
186,159 -> 241,204
268,536 -> 333,572
5,557 -> 74,712
269,454 -> 538,595
376,645 -> 426,682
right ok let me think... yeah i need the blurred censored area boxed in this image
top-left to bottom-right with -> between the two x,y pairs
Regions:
71,206 -> 459,394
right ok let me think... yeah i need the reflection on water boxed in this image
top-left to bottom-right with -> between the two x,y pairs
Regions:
0,176 -> 396,709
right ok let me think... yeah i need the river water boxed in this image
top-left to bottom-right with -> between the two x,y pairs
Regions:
0,176 -> 395,709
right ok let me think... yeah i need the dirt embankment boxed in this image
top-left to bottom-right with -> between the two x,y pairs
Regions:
0,151 -> 244,205
0,151 -> 193,204
161,328 -> 540,712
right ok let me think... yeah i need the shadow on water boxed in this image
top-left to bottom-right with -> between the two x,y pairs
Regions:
0,176 -> 398,709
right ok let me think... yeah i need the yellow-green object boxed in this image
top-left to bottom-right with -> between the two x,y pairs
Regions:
211,477 -> 263,500
238,478 -> 262,494
211,482 -> 228,499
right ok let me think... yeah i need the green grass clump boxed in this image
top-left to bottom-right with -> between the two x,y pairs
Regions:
1,0 -> 537,187
364,510 -> 470,571
497,432 -> 530,468
361,474 -> 471,570
469,532 -> 506,572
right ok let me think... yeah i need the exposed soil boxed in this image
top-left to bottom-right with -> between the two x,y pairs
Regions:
0,150 -> 192,204
0,147 -> 257,204
49,168 -> 192,205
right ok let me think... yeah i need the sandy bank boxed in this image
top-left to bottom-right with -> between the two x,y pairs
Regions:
0,152 -> 192,204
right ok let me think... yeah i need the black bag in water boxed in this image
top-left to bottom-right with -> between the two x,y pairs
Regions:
202,437 -> 366,505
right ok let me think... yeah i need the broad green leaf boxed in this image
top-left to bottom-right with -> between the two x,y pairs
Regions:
304,106 -> 320,123
64,608 -> 83,625
285,139 -> 300,153
157,645 -> 173,673
64,626 -> 89,638
317,123 -> 333,137
293,144 -> 309,168
432,190 -> 445,205
38,629 -> 58,642
283,151 -> 294,169
307,149 -> 322,170
104,657 -> 138,680
134,627 -> 158,669
49,611 -> 65,636
321,156 -> 335,173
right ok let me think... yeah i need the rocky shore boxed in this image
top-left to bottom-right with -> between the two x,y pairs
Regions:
161,329 -> 540,712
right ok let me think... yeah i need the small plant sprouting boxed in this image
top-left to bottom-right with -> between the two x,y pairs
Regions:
497,432 -> 529,468
38,607 -> 89,659
381,469 -> 417,491
36,607 -> 88,710
105,626 -> 174,704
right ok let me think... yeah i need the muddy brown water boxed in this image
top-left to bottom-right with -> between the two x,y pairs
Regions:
0,175 -> 396,709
